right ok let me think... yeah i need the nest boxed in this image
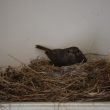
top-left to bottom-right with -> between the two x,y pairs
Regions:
0,57 -> 110,102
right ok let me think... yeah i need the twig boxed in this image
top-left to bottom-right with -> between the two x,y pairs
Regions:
0,76 -> 10,84
8,54 -> 44,75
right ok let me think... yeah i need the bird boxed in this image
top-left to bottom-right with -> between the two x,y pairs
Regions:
35,45 -> 87,66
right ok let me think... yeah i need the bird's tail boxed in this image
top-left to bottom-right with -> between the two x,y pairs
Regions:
35,45 -> 51,51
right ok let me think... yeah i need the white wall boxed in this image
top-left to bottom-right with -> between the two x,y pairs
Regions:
1,103 -> 110,110
0,0 -> 110,66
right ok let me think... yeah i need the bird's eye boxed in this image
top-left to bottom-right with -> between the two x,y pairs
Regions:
68,50 -> 70,53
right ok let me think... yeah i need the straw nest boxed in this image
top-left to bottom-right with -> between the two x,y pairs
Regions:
0,57 -> 110,102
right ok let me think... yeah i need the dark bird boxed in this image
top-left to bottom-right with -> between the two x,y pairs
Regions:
36,45 -> 87,66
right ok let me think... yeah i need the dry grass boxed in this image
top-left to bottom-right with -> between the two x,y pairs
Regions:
0,57 -> 110,102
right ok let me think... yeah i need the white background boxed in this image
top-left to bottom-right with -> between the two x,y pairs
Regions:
0,0 -> 110,66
